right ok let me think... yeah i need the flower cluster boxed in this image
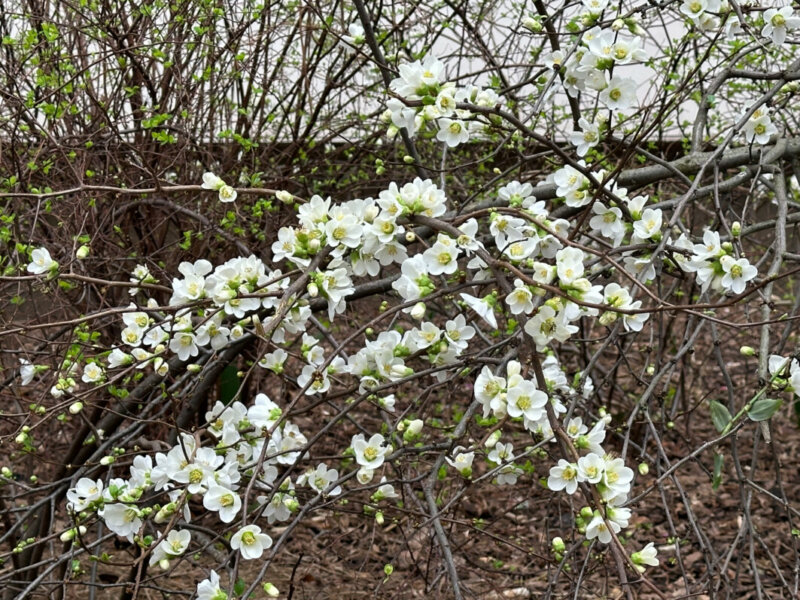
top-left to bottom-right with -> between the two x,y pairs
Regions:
386,55 -> 503,147
679,229 -> 758,295
559,25 -> 650,113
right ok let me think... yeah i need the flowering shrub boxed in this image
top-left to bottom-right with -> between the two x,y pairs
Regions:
4,0 -> 800,598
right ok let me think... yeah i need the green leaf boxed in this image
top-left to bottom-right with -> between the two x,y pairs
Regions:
712,452 -> 724,490
748,398 -> 782,422
709,400 -> 732,433
233,578 -> 245,596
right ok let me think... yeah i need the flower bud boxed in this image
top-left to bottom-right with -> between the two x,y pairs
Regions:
1,467 -> 12,478
646,364 -> 655,376
580,506 -> 594,520
403,419 -> 423,442
187,363 -> 202,373
76,245 -> 90,259
410,302 -> 426,320
275,190 -> 294,204
159,558 -> 170,570
403,155 -> 414,164
552,536 -> 566,553
740,345 -> 756,357
60,529 -> 77,542
308,238 -> 321,251
307,282 -> 319,298
731,221 -> 741,237
376,510 -> 385,525
405,231 -> 416,243
612,18 -> 625,30
598,311 -> 618,326
522,16 -> 542,32
263,583 -> 280,597
638,462 -> 649,476
100,456 -> 115,466
69,402 -> 83,414
154,502 -> 176,524
485,430 -> 502,448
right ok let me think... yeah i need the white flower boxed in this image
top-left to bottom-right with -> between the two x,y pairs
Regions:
599,76 -> 637,112
202,485 -> 242,523
423,236 -> 460,275
218,184 -> 237,203
107,348 -> 133,368
632,208 -> 662,241
577,453 -> 605,484
569,118 -> 600,157
305,463 -> 342,496
719,255 -> 757,294
602,456 -> 634,498
149,529 -> 191,567
27,247 -> 57,275
67,478 -> 104,511
505,279 -> 534,315
352,433 -> 392,470
506,379 -> 548,422
196,570 -> 225,600
446,449 -> 475,477
555,247 -> 585,285
19,359 -> 36,385
548,459 -> 581,494
762,7 -> 800,45
169,332 -> 199,361
589,202 -> 625,246
585,513 -> 620,544
231,524 -> 273,560
742,107 -> 777,145
81,362 -> 104,384
632,542 -> 660,570
680,0 -> 707,20
99,503 -> 142,541
201,172 -> 224,190
459,293 -> 498,329
436,118 -> 470,147
342,22 -> 365,45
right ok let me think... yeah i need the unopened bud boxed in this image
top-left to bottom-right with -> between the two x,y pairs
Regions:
410,302 -> 426,320
263,583 -> 280,597
731,221 -> 741,237
580,506 -> 594,520
485,430 -> 502,448
1,467 -> 12,478
638,462 -> 649,476
275,190 -> 294,204
76,245 -> 90,259
739,345 -> 756,357
69,402 -> 83,414
154,502 -> 176,524
60,529 -> 77,542
100,455 -> 115,466
186,363 -> 202,373
376,510 -> 385,525
403,155 -> 414,164
552,536 -> 566,553
612,18 -> 625,30
522,16 -> 542,32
